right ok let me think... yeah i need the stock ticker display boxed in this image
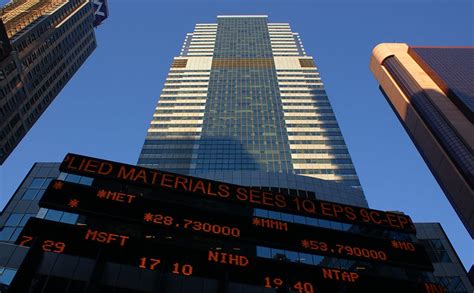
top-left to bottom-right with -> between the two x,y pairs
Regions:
10,153 -> 444,292
15,218 -> 440,293
59,154 -> 415,232
39,180 -> 432,270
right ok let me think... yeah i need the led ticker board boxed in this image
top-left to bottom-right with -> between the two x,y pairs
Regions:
40,180 -> 433,270
14,218 -> 444,293
59,153 -> 415,233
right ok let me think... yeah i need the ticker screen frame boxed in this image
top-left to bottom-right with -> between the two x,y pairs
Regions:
59,153 -> 416,233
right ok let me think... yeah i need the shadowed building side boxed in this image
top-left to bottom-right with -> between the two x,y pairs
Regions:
0,0 -> 109,165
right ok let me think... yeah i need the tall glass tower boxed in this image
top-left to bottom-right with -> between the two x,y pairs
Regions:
138,15 -> 361,189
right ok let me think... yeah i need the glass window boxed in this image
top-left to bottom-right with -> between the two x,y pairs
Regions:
256,246 -> 271,258
267,211 -> 280,220
60,213 -> 78,224
5,214 -> 23,227
22,189 -> 38,200
36,208 -> 48,219
330,222 -> 343,230
420,239 -> 452,263
280,213 -> 293,222
9,228 -> 22,242
312,254 -> 324,265
45,210 -> 62,222
30,178 -> 46,188
435,276 -> 466,292
293,215 -> 306,224
341,223 -> 352,231
65,174 -> 81,183
79,177 -> 93,185
34,189 -> 45,200
284,250 -> 298,262
43,178 -> 53,188
0,228 -> 15,241
19,214 -> 34,227
297,253 -> 313,265
270,249 -> 285,261
305,217 -> 318,227
0,267 -> 16,285
319,219 -> 331,229
254,209 -> 268,218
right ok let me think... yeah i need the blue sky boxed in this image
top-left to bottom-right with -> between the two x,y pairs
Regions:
0,0 -> 472,268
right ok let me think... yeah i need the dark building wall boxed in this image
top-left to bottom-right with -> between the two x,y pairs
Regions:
0,163 -> 86,243
0,162 -> 93,288
408,47 -> 474,123
416,223 -> 473,292
0,20 -> 12,62
469,266 -> 474,287
0,0 -> 98,165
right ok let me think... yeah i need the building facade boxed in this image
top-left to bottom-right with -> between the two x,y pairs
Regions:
416,223 -> 473,292
370,44 -> 474,238
138,15 -> 361,189
0,18 -> 472,292
0,0 -> 108,165
0,163 -> 89,288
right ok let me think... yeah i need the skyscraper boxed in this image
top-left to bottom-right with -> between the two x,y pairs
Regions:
370,43 -> 474,238
0,0 -> 109,165
1,16 -> 472,292
138,15 -> 362,189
